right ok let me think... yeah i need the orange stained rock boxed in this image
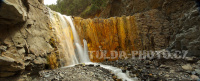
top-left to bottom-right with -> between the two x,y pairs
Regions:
74,16 -> 138,62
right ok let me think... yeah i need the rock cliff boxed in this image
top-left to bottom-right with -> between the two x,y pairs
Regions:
0,0 -> 59,78
105,0 -> 200,56
74,0 -> 200,62
74,9 -> 170,62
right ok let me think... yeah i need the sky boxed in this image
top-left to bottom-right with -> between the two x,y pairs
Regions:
44,0 -> 57,5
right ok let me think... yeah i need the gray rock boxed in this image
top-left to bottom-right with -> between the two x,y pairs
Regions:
164,74 -> 170,77
195,69 -> 200,75
182,64 -> 193,71
197,60 -> 200,64
170,70 -> 175,73
191,75 -> 199,80
160,65 -> 170,69
185,57 -> 194,61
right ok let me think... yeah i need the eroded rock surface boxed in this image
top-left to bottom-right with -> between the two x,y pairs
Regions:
74,9 -> 170,62
0,0 -> 57,78
74,0 -> 200,61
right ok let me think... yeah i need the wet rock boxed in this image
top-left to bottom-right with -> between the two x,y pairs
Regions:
80,64 -> 86,67
96,65 -> 100,67
182,64 -> 193,71
112,75 -> 117,79
122,69 -> 126,73
88,64 -> 94,67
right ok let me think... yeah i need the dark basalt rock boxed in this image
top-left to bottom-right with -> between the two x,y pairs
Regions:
122,69 -> 126,73
88,64 -> 94,67
96,65 -> 100,67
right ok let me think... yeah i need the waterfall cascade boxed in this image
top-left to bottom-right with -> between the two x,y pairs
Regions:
49,9 -> 134,81
49,10 -> 78,66
65,16 -> 90,63
49,10 -> 90,65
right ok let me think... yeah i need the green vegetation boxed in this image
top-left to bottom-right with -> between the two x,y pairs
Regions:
47,0 -> 108,18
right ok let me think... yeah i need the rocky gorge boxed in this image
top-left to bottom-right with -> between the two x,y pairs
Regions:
0,0 -> 200,81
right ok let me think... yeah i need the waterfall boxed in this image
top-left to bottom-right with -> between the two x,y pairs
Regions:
49,10 -> 78,66
49,9 -> 134,81
64,16 -> 90,63
49,9 -> 90,65
83,39 -> 90,62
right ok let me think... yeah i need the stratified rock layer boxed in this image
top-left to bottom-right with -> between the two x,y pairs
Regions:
74,0 -> 200,62
0,0 -> 58,78
74,9 -> 170,62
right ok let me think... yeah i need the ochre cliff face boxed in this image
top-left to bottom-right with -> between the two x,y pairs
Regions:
74,9 -> 170,62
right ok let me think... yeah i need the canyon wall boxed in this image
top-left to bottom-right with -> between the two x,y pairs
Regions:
74,0 -> 200,62
74,9 -> 170,62
0,0 -> 61,78
101,0 -> 200,56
